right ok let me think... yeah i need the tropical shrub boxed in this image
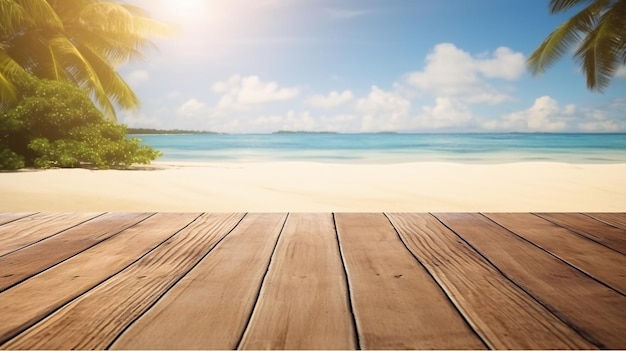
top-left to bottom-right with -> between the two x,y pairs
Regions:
0,77 -> 161,170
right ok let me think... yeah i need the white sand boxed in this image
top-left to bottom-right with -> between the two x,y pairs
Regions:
1,161 -> 625,212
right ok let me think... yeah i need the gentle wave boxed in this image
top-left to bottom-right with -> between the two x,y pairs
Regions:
130,133 -> 626,164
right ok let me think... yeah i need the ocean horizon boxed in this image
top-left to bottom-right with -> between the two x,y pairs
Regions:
130,132 -> 626,164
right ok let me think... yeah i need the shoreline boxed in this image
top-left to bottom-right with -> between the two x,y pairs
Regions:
1,161 -> 625,212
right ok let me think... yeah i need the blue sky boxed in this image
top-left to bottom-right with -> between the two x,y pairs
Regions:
119,0 -> 626,133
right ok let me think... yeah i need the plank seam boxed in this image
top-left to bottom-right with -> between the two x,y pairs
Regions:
383,212 -> 490,350
0,213 -> 158,294
0,212 -> 204,347
235,212 -> 290,350
436,213 -> 605,349
107,212 -> 249,350
483,213 -> 626,299
533,213 -> 626,256
332,212 -> 362,350
0,212 -> 108,259
0,212 -> 39,227
582,213 -> 626,232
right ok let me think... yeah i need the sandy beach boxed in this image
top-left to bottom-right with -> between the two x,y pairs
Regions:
1,161 -> 625,212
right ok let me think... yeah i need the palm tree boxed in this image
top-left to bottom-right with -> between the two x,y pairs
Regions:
528,0 -> 626,92
0,0 -> 169,119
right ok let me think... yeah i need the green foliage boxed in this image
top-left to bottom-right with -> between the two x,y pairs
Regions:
0,77 -> 161,170
0,148 -> 24,170
0,0 -> 170,119
528,0 -> 626,92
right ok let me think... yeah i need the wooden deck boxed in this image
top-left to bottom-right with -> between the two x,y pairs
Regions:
1,212 -> 625,349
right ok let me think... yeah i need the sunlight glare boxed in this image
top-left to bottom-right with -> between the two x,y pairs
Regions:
152,0 -> 212,22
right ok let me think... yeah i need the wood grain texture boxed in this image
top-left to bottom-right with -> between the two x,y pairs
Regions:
0,212 -> 201,345
485,213 -> 626,295
586,213 -> 626,231
2,213 -> 244,350
0,213 -> 36,226
239,213 -> 357,350
0,212 -> 100,256
436,213 -> 625,349
1,212 -> 624,349
0,212 -> 153,292
536,212 -> 626,255
335,213 -> 485,350
111,213 -> 286,350
387,213 -> 594,350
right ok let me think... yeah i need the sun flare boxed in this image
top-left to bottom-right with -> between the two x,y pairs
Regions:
151,0 -> 211,21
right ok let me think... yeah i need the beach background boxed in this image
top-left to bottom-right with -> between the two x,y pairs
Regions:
2,133 -> 625,212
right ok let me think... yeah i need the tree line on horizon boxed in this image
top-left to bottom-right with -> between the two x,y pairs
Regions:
1,0 -> 624,170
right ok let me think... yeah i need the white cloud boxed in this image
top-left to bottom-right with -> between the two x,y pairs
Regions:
486,96 -> 569,132
212,75 -> 299,110
126,70 -> 149,87
119,111 -> 162,128
416,98 -> 473,129
325,8 -> 371,19
177,98 -> 208,117
306,90 -> 354,109
233,111 -> 357,134
578,110 -> 623,132
616,65 -> 626,78
167,91 -> 182,99
407,43 -> 525,104
476,47 -> 527,80
356,86 -> 412,132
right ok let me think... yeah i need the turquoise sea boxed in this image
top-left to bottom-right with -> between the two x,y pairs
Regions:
131,133 -> 626,164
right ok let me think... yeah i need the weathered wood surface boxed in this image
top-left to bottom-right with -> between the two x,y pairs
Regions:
586,212 -> 626,230
111,213 -> 286,350
1,212 -> 625,350
536,212 -> 626,255
0,212 -> 100,256
0,212 -> 152,291
335,213 -> 485,350
486,213 -> 626,295
387,213 -> 594,349
436,213 -> 626,349
239,213 -> 356,349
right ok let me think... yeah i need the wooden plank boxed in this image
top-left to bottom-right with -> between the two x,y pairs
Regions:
536,212 -> 626,255
0,212 -> 153,292
2,213 -> 244,350
436,213 -> 626,349
335,213 -> 486,350
586,213 -> 626,231
239,213 -> 356,350
111,213 -> 286,350
0,212 -> 201,345
0,212 -> 100,256
387,213 -> 594,349
0,213 -> 37,226
486,213 -> 626,295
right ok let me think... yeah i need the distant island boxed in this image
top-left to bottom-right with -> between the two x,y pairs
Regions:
273,130 -> 339,134
273,130 -> 399,135
127,128 -> 217,135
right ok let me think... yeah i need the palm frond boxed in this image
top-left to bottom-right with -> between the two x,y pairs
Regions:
0,51 -> 24,105
527,0 -> 608,75
2,0 -> 167,118
611,0 -> 626,64
0,1 -> 25,37
549,0 -> 595,13
77,43 -> 140,112
46,35 -> 120,118
575,0 -> 626,90
16,0 -> 64,29
67,26 -> 148,66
